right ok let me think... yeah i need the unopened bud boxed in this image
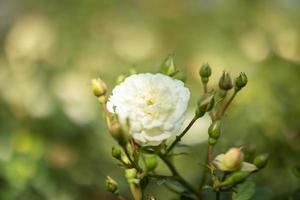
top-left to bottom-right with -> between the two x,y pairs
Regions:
160,54 -> 177,76
195,93 -> 215,118
145,155 -> 158,171
106,176 -> 119,195
214,147 -> 244,171
219,71 -> 233,90
91,78 -> 107,97
253,153 -> 269,169
112,146 -> 122,160
199,63 -> 212,81
208,120 -> 222,140
220,171 -> 250,187
234,72 -> 248,91
172,71 -> 186,82
107,116 -> 129,146
125,168 -> 138,183
218,89 -> 227,99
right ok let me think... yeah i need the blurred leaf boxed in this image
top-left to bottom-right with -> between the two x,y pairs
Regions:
292,166 -> 300,179
232,181 -> 255,200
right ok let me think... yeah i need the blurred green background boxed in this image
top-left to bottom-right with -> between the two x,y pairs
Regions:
0,0 -> 300,199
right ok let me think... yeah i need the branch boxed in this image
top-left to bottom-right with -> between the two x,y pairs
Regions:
165,116 -> 198,155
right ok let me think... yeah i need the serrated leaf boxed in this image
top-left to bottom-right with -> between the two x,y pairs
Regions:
232,181 -> 255,200
292,166 -> 300,179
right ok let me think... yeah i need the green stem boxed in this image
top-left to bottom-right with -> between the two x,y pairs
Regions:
122,146 -> 142,172
165,116 -> 198,155
217,91 -> 238,119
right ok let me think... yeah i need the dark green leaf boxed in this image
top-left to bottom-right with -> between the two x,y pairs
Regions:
292,166 -> 300,179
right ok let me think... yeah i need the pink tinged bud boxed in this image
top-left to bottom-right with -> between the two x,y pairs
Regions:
214,147 -> 244,172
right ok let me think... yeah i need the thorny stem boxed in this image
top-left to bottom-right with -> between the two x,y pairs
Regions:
165,116 -> 199,155
158,153 -> 202,199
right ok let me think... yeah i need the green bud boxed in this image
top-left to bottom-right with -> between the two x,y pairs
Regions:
172,71 -> 186,82
106,176 -> 119,195
208,120 -> 222,140
195,93 -> 215,118
125,168 -> 138,183
145,155 -> 158,171
234,72 -> 248,91
112,146 -> 122,160
220,171 -> 250,187
253,153 -> 269,169
199,63 -> 212,79
219,71 -> 233,90
91,78 -> 107,97
121,155 -> 131,166
160,54 -> 177,76
106,117 -> 129,146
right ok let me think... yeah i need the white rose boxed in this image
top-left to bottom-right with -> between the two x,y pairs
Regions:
107,73 -> 190,145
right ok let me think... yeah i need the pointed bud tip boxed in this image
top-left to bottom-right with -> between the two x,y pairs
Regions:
219,71 -> 233,90
235,72 -> 248,91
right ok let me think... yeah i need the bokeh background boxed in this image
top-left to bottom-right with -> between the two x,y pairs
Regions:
0,0 -> 300,199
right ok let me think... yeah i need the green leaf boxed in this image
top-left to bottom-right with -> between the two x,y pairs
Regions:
292,166 -> 300,179
232,181 -> 256,200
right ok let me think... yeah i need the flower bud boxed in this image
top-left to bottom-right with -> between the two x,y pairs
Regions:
220,171 -> 250,187
106,176 -> 119,195
112,146 -> 122,160
172,71 -> 186,82
106,116 -> 129,146
160,54 -> 177,76
253,153 -> 269,169
214,147 -> 244,171
195,93 -> 215,118
125,168 -> 138,184
199,63 -> 212,79
91,78 -> 107,97
145,155 -> 158,171
208,120 -> 222,140
219,71 -> 233,90
234,72 -> 248,91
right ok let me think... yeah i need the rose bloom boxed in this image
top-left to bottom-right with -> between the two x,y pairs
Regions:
107,73 -> 190,145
